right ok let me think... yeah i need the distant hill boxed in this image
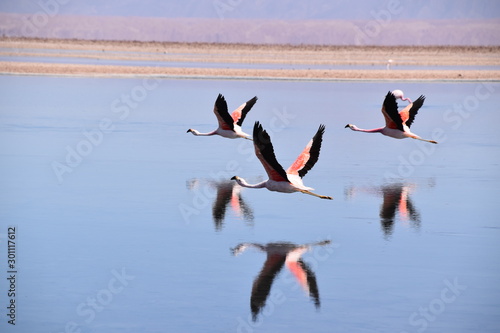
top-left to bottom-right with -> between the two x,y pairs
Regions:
1,13 -> 499,46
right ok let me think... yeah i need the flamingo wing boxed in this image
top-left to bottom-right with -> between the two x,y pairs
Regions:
405,95 -> 425,128
231,96 -> 258,126
287,124 -> 325,178
253,122 -> 289,182
381,91 -> 404,131
213,94 -> 234,131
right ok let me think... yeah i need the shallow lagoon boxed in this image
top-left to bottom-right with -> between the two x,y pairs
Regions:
0,75 -> 499,333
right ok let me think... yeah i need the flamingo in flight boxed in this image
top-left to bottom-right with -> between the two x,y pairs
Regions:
187,94 -> 257,140
345,91 -> 437,144
231,122 -> 333,200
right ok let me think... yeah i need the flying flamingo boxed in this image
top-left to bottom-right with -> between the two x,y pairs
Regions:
187,94 -> 257,140
345,91 -> 437,144
231,122 -> 333,200
232,240 -> 330,321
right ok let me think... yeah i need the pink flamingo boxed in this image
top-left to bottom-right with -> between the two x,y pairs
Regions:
187,94 -> 257,140
231,122 -> 332,200
345,91 -> 437,144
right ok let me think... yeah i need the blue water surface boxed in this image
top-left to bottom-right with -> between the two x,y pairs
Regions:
0,75 -> 499,333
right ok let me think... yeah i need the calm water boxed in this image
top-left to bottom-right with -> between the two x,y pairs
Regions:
0,75 -> 499,333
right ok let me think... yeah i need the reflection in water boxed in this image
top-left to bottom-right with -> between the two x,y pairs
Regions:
187,178 -> 253,231
232,240 -> 331,321
345,182 -> 422,238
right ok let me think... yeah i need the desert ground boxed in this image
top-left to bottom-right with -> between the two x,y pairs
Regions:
1,37 -> 499,80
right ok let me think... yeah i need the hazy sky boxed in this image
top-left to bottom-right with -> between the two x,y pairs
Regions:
1,0 -> 500,20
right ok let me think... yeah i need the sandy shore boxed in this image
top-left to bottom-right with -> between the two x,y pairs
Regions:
1,38 -> 499,81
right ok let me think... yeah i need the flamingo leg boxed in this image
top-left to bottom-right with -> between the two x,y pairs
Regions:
300,190 -> 333,200
410,136 -> 438,144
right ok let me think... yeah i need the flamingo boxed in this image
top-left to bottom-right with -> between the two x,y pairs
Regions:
187,94 -> 257,140
386,59 -> 393,70
232,240 -> 330,321
231,122 -> 333,200
345,91 -> 437,144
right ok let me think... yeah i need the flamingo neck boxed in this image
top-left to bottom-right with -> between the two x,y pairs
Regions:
234,177 -> 267,189
350,125 -> 384,133
189,129 -> 216,136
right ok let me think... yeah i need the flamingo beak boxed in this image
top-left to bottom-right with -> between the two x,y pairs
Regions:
230,176 -> 237,180
344,124 -> 350,128
186,129 -> 192,133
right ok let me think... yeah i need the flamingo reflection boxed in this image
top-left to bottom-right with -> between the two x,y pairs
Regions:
345,182 -> 421,238
232,240 -> 331,321
186,178 -> 253,231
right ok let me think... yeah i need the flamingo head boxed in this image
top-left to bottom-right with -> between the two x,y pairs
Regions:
391,90 -> 412,103
344,124 -> 354,129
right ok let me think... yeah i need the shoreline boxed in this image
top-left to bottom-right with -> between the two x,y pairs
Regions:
1,38 -> 499,81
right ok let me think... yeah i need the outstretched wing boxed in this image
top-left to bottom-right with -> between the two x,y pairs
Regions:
381,91 -> 404,131
213,94 -> 234,131
287,124 -> 325,179
404,95 -> 425,128
232,96 -> 258,126
253,121 -> 289,182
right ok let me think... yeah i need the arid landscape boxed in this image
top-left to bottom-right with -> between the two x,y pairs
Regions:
1,37 -> 499,80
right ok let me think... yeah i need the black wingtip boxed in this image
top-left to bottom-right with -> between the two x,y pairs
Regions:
317,124 -> 326,135
216,93 -> 225,102
253,121 -> 271,146
298,124 -> 325,179
253,121 -> 263,139
248,96 -> 258,104
313,124 -> 326,143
